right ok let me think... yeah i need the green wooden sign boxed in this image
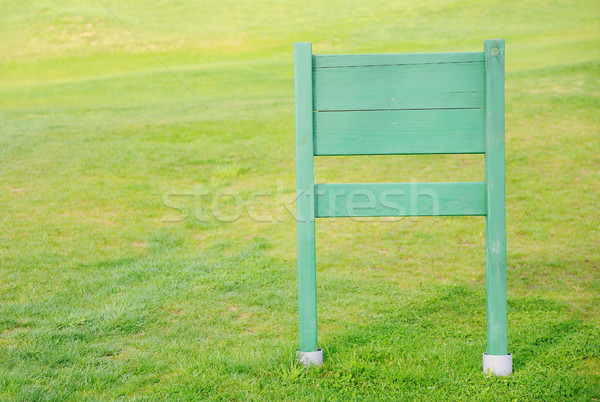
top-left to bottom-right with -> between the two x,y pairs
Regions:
294,40 -> 512,376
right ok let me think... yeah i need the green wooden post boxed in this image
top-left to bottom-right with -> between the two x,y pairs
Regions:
294,42 -> 321,365
483,39 -> 511,375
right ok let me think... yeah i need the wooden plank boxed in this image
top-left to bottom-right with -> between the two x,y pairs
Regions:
313,108 -> 485,155
483,39 -> 508,356
314,52 -> 484,68
313,61 -> 484,111
314,182 -> 487,217
294,42 -> 319,353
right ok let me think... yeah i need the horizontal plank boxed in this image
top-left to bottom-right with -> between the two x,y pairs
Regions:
314,52 -> 484,68
313,109 -> 485,155
315,182 -> 487,217
313,61 -> 484,111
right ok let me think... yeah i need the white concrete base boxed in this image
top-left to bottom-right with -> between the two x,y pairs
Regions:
483,353 -> 512,376
297,348 -> 323,366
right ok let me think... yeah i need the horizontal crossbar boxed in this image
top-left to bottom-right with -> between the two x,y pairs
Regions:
313,59 -> 484,111
314,182 -> 487,217
313,52 -> 484,68
313,108 -> 484,155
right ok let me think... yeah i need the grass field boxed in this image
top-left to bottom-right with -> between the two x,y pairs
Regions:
1,0 -> 599,399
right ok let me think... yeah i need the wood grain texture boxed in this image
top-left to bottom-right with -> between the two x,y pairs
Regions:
315,182 -> 487,217
314,52 -> 484,68
294,42 -> 318,353
313,61 -> 484,111
484,39 -> 508,357
313,108 -> 485,155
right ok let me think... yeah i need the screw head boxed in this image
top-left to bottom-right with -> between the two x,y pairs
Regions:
491,48 -> 499,56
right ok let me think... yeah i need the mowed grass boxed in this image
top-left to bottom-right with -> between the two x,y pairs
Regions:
1,0 -> 599,399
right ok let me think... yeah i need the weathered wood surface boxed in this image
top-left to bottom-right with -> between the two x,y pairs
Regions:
294,42 -> 318,353
313,51 -> 484,68
313,108 -> 484,155
484,39 -> 508,357
314,182 -> 487,217
313,58 -> 484,111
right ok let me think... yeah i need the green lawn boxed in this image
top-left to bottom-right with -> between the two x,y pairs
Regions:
1,0 -> 599,399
